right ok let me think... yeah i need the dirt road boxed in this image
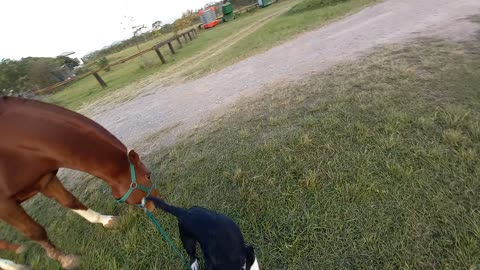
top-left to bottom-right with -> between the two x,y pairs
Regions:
92,0 -> 480,149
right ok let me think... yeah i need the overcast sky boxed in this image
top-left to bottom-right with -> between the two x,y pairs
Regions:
0,0 -> 208,60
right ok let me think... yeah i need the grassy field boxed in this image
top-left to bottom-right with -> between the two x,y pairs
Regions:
182,0 -> 381,79
48,1 -> 297,110
48,0 -> 378,110
47,31 -> 190,110
2,26 -> 480,269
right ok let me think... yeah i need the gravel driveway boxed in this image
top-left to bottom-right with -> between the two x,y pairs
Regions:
92,0 -> 480,149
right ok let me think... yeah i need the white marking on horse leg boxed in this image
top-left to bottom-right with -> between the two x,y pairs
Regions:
0,258 -> 32,270
15,244 -> 27,254
72,209 -> 119,228
190,259 -> 199,270
250,257 -> 260,270
59,254 -> 81,270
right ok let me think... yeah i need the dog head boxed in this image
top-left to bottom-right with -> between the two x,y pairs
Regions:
245,245 -> 260,270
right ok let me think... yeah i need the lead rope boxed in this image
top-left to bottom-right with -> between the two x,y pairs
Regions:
119,160 -> 191,269
143,208 -> 192,270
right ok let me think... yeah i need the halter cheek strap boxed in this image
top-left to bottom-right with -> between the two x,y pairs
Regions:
116,162 -> 156,205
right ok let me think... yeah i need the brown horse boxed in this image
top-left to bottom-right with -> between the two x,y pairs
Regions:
0,96 -> 158,269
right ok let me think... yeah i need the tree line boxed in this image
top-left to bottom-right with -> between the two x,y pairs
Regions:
0,56 -> 79,97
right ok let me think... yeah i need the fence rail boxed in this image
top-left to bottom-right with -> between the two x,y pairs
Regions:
36,28 -> 198,94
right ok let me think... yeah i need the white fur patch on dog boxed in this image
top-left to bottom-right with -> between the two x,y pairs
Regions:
190,259 -> 199,270
250,257 -> 260,270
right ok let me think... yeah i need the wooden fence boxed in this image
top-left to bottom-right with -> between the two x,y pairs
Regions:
37,28 -> 198,94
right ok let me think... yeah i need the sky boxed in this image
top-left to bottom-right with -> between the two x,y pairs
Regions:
0,0 -> 208,60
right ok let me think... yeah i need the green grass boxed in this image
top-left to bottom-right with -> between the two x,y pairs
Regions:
47,2 -> 296,110
287,0 -> 349,15
82,34 -> 177,70
48,33 -> 187,110
2,33 -> 480,269
48,0 -> 378,110
182,0 -> 381,79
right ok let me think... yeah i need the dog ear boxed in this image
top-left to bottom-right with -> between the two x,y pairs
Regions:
245,245 -> 255,269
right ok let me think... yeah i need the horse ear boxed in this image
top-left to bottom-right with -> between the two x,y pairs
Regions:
128,149 -> 141,165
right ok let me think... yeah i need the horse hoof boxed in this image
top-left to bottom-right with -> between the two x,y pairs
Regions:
15,244 -> 27,254
60,254 -> 81,270
103,216 -> 121,228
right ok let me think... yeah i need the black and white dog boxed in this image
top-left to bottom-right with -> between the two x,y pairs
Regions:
144,196 -> 260,270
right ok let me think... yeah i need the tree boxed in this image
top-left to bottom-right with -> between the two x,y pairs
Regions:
27,59 -> 59,90
174,10 -> 197,33
0,57 -> 64,94
62,57 -> 80,70
151,20 -> 163,38
159,23 -> 174,34
152,20 -> 162,30
96,57 -> 110,72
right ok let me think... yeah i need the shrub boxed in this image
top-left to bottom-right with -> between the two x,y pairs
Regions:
96,57 -> 110,72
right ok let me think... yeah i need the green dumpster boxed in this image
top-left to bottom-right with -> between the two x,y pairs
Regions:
222,2 -> 235,22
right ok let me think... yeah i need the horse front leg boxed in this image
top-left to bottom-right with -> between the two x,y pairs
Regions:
40,176 -> 120,228
0,199 -> 79,270
0,240 -> 26,254
0,240 -> 30,270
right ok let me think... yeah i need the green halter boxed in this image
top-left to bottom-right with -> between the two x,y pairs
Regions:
116,162 -> 156,205
115,162 -> 191,270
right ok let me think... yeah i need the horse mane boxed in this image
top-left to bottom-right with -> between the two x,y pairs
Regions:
1,96 -> 127,152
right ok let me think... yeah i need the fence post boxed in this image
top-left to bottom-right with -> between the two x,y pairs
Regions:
183,33 -> 189,43
187,31 -> 193,41
155,48 -> 167,64
167,42 -> 176,54
93,72 -> 107,88
176,36 -> 183,48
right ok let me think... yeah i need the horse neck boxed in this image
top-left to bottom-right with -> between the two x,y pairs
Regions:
63,143 -> 129,187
